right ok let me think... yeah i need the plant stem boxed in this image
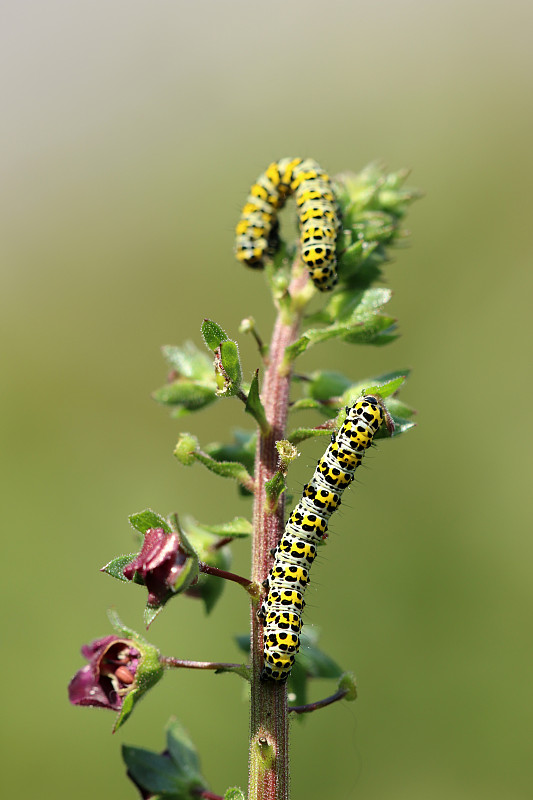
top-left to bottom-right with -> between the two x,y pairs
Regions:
288,687 -> 349,715
193,790 -> 224,800
161,657 -> 246,671
248,266 -> 309,800
199,561 -> 261,599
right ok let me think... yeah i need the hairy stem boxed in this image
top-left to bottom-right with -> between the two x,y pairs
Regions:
248,266 -> 309,800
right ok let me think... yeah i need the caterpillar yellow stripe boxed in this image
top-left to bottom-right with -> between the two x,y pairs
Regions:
259,394 -> 393,682
235,157 -> 341,292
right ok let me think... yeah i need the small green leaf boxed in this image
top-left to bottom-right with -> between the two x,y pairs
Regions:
307,371 -> 352,402
143,604 -> 163,628
287,425 -> 333,446
204,430 -> 256,474
201,319 -> 229,351
107,609 -> 140,640
152,381 -> 216,412
265,471 -> 286,513
245,370 -> 270,434
216,340 -> 243,396
284,336 -> 311,362
290,397 -> 327,413
385,414 -> 416,438
225,788 -> 246,800
162,341 -> 214,381
198,517 -> 252,538
101,553 -> 143,584
338,671 -> 358,701
129,509 -> 172,536
193,451 -> 254,486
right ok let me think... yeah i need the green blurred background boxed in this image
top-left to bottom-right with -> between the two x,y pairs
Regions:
2,1 -> 532,798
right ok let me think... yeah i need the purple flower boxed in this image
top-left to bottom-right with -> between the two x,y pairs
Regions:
68,636 -> 141,710
123,528 -> 194,606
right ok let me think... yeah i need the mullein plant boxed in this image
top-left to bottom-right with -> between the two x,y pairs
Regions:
68,161 -> 420,800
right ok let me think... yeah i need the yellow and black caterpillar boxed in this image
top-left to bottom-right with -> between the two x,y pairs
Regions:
259,395 -> 393,682
235,157 -> 341,292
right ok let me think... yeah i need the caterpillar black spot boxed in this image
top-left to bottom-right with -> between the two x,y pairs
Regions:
235,157 -> 341,292
259,394 -> 393,682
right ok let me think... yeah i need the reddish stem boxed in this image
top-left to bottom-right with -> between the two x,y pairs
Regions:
288,688 -> 349,714
209,536 -> 234,551
193,790 -> 224,800
199,561 -> 255,592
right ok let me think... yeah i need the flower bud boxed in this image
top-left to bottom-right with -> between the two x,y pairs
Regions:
123,527 -> 198,606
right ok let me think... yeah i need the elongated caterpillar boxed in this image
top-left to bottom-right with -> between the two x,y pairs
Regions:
259,394 -> 394,682
235,157 -> 341,292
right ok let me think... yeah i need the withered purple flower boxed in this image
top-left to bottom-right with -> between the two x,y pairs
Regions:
123,527 -> 193,605
68,636 -> 141,710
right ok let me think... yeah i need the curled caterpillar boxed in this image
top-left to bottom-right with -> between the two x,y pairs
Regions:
259,394 -> 394,682
235,157 -> 341,292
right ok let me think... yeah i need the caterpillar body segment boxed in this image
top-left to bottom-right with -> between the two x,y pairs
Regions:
260,394 -> 391,682
235,157 -> 341,291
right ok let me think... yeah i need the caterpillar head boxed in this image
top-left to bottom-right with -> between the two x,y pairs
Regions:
345,394 -> 395,436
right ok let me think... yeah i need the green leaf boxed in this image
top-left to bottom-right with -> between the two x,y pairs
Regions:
143,604 -> 163,628
101,553 -> 144,584
339,370 -> 410,407
265,471 -> 286,513
306,371 -> 352,402
245,370 -> 270,434
296,629 -> 343,679
217,340 -> 243,396
196,517 -> 252,538
287,425 -> 333,446
338,671 -> 358,701
152,381 -> 217,412
384,414 -> 416,438
225,789 -> 246,800
286,662 -> 308,709
162,341 -> 214,381
283,287 -> 396,365
165,718 -> 203,783
107,609 -> 141,640
129,509 -> 172,535
360,374 -> 407,400
201,319 -> 228,351
197,573 -> 225,614
234,634 -> 250,654
204,430 -> 256,474
122,746 -> 190,796
179,519 -> 233,614
193,451 -> 254,486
